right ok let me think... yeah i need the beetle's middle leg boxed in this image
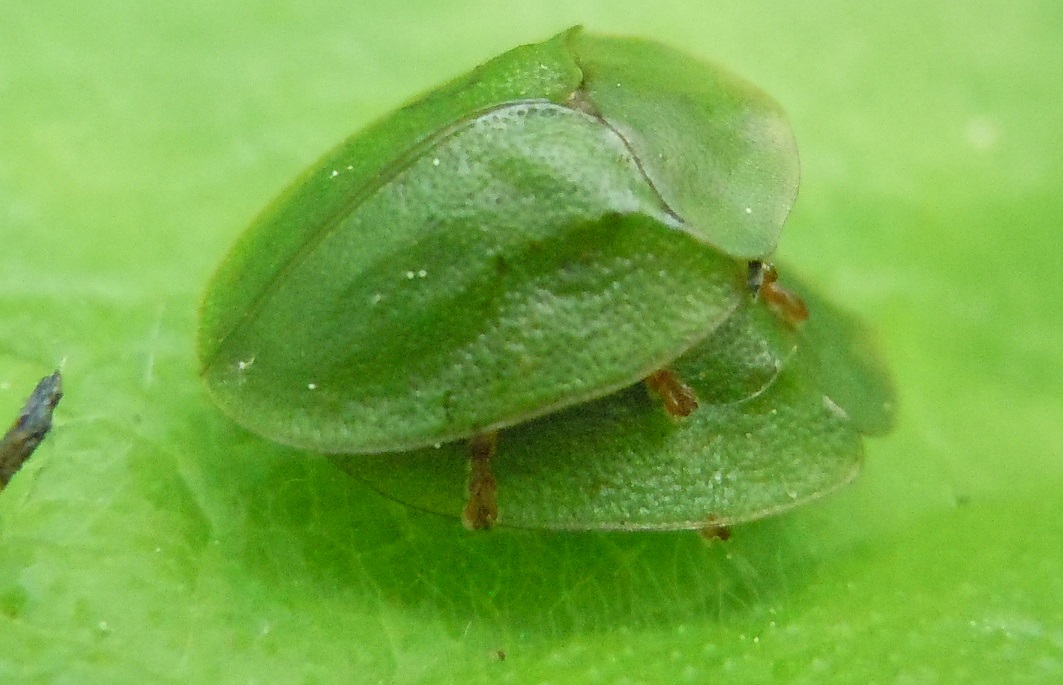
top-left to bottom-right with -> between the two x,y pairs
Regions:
462,431 -> 499,531
645,369 -> 699,418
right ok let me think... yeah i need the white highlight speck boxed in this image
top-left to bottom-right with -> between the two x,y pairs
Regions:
822,395 -> 850,420
965,116 -> 1000,151
432,157 -> 441,166
330,169 -> 339,178
307,383 -> 317,390
346,165 -> 353,170
370,293 -> 383,305
143,303 -> 165,388
405,270 -> 415,279
417,269 -> 427,278
237,356 -> 255,371
745,206 -> 753,215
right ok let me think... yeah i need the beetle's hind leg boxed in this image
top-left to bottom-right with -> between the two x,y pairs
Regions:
645,369 -> 699,418
462,431 -> 499,530
698,516 -> 732,543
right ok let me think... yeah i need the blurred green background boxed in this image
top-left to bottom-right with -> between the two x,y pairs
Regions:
1,1 -> 1060,682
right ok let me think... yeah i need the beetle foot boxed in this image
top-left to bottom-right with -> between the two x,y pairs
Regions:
462,431 -> 499,531
645,369 -> 699,418
748,261 -> 809,327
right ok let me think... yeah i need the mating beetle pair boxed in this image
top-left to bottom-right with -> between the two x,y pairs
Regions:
198,27 -> 893,531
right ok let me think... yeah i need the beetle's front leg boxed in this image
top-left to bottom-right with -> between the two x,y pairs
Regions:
462,431 -> 499,530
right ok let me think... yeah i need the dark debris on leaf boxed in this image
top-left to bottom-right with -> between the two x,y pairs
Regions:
0,370 -> 63,490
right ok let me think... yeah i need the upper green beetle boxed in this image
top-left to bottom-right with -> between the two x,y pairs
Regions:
198,27 -> 800,456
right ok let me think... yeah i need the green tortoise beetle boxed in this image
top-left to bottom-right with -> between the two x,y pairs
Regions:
198,27 -> 893,531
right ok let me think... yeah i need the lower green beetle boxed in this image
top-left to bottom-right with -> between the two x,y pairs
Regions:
198,27 -> 894,531
336,268 -> 894,530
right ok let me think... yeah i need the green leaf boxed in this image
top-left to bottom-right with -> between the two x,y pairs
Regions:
1,3 -> 1060,683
